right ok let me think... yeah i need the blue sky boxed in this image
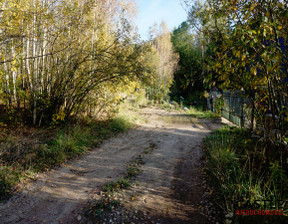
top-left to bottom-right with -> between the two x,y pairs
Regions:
135,0 -> 188,40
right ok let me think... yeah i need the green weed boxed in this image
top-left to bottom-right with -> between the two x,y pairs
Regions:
89,199 -> 120,218
88,146 -> 151,221
108,116 -> 133,132
103,178 -> 131,193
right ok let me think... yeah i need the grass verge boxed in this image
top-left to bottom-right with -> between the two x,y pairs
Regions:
204,126 -> 288,224
0,116 -> 133,202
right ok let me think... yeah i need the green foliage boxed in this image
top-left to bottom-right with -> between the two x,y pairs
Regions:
204,127 -> 288,223
214,97 -> 224,116
170,21 -> 206,105
188,0 -> 288,134
103,178 -> 131,193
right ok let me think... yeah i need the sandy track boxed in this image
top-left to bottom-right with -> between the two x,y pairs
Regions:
0,107 -> 225,224
92,107 -> 225,224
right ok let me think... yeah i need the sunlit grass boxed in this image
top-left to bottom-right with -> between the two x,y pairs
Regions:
187,106 -> 219,119
117,101 -> 148,125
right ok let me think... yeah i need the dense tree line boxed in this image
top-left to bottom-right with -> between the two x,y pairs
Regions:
170,21 -> 206,107
0,0 -> 147,126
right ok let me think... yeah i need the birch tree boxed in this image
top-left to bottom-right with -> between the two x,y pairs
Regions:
0,0 -> 147,125
148,21 -> 179,102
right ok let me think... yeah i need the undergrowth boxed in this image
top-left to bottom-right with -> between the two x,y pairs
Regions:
204,126 -> 288,224
0,116 -> 132,202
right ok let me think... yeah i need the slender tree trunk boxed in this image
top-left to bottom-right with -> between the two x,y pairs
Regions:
4,41 -> 12,106
11,42 -> 17,103
33,0 -> 37,126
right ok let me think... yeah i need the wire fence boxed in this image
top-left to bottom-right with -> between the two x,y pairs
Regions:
222,90 -> 252,127
208,90 -> 252,127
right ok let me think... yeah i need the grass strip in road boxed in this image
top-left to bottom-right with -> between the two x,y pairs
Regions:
87,143 -> 157,220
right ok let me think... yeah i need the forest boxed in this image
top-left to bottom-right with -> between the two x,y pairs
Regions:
0,0 -> 287,223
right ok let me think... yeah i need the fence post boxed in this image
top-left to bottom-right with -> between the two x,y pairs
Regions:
229,91 -> 231,122
240,92 -> 244,127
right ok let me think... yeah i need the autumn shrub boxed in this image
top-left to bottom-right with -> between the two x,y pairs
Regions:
134,89 -> 149,108
204,126 -> 288,223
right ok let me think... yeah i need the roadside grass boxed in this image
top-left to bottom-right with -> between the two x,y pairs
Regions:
0,116 -> 133,202
156,101 -> 183,111
204,126 -> 288,224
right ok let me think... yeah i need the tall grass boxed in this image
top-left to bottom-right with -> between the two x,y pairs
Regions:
204,126 -> 288,223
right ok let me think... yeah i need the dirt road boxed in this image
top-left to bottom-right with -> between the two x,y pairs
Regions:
0,107 -> 225,224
